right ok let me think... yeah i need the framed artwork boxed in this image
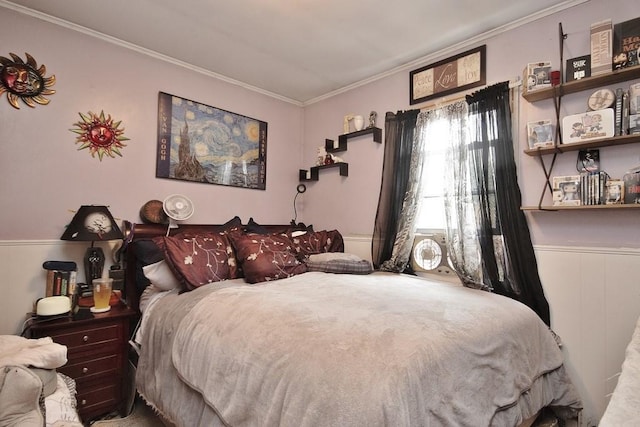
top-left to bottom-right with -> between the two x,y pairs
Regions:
156,92 -> 267,190
410,45 -> 486,105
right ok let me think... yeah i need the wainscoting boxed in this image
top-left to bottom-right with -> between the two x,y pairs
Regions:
535,245 -> 640,426
2,238 -> 637,426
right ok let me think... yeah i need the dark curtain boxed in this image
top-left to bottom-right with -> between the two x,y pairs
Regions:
371,110 -> 419,269
465,82 -> 551,326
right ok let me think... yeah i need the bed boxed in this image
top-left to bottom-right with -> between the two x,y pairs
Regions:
122,219 -> 582,427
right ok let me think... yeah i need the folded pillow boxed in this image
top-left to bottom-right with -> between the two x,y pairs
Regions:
142,260 -> 181,291
306,253 -> 373,274
229,233 -> 307,284
290,230 -> 344,258
160,232 -> 238,291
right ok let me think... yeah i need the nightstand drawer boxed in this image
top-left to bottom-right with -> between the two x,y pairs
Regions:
76,381 -> 120,420
49,323 -> 121,355
60,353 -> 120,380
25,304 -> 135,422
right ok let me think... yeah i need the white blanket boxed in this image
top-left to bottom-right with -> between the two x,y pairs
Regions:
165,272 -> 580,427
0,336 -> 67,369
599,315 -> 640,426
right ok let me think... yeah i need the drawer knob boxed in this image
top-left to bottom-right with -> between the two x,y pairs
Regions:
82,335 -> 89,342
80,399 -> 86,406
82,367 -> 89,374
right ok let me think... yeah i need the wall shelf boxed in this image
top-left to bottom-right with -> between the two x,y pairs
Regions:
522,204 -> 640,211
299,127 -> 381,181
299,163 -> 348,181
524,134 -> 640,156
522,22 -> 640,210
522,64 -> 640,102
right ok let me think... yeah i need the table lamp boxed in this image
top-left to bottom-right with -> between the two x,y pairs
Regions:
60,205 -> 123,283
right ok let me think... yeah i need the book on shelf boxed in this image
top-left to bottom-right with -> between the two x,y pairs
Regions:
580,171 -> 609,206
623,170 -> 640,204
566,55 -> 591,82
590,19 -> 613,76
43,261 -> 78,297
613,17 -> 640,70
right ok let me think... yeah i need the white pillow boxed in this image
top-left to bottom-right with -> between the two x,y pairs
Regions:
142,260 -> 180,291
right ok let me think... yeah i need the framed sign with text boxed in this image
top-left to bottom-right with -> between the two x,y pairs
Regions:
409,45 -> 486,105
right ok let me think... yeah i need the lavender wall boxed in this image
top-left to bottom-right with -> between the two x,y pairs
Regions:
301,0 -> 640,248
0,0 -> 638,245
0,8 -> 303,240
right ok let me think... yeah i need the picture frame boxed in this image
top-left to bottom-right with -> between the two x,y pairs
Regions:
526,120 -> 555,149
409,45 -> 486,105
156,92 -> 267,190
552,175 -> 581,206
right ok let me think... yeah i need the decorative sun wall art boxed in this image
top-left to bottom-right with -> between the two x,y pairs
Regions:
0,52 -> 56,109
70,110 -> 130,161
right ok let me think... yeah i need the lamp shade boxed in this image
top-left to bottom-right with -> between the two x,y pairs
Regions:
60,205 -> 123,241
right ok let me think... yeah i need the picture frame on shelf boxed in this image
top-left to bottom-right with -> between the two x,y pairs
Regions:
552,175 -> 581,206
527,120 -> 555,149
409,45 -> 486,105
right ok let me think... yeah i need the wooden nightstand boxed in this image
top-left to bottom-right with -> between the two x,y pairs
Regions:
26,303 -> 136,423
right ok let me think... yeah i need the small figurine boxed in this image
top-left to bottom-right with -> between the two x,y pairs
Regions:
324,153 -> 334,165
343,114 -> 354,134
368,111 -> 377,128
317,146 -> 327,166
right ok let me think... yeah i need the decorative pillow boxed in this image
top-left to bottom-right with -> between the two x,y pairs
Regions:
230,233 -> 307,284
306,253 -> 373,275
161,232 -> 238,290
142,260 -> 181,291
290,230 -> 345,258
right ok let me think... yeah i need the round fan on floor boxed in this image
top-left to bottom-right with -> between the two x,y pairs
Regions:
163,194 -> 194,234
411,233 -> 453,275
412,237 -> 443,271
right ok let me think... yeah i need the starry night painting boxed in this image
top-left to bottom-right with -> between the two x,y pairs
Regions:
156,92 -> 267,190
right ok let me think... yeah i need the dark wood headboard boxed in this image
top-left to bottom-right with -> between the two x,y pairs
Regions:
121,220 -> 309,312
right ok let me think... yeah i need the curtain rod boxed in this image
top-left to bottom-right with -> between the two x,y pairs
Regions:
419,78 -> 522,112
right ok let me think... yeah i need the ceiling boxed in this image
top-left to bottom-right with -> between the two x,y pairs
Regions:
2,0 -> 583,104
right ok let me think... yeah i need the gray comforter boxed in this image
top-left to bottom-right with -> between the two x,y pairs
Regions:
137,272 -> 581,427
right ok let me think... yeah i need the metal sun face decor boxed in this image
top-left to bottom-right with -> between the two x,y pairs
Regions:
0,52 -> 56,109
70,110 -> 130,160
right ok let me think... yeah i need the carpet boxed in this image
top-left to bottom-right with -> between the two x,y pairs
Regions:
90,398 -> 164,427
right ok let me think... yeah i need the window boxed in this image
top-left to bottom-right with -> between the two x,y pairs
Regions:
414,117 -> 449,232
